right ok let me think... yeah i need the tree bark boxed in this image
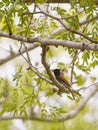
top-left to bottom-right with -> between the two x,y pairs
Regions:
24,0 -> 98,4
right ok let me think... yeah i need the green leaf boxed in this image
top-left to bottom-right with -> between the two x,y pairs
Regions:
90,76 -> 96,82
67,95 -> 74,100
76,75 -> 86,86
23,87 -> 33,95
57,62 -> 67,70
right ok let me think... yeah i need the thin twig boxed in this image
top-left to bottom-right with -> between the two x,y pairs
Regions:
0,44 -> 38,65
77,82 -> 98,91
19,42 -> 29,63
24,11 -> 98,26
5,16 -> 12,35
70,50 -> 81,84
0,82 -> 98,122
36,5 -> 98,44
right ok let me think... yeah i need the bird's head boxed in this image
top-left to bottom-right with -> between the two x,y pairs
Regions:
53,69 -> 60,77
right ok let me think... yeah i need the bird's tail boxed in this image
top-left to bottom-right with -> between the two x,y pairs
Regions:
67,86 -> 75,100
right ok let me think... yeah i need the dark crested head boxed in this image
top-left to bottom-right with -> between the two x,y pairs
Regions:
53,69 -> 60,76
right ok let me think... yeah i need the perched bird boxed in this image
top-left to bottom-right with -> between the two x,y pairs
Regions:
53,69 -> 75,100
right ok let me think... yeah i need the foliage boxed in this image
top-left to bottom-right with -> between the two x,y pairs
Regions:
0,121 -> 11,130
0,0 -> 98,129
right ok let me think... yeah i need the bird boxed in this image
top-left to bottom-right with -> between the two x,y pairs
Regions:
53,69 -> 75,100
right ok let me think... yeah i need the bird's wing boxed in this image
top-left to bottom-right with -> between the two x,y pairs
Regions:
58,74 -> 71,87
58,74 -> 75,100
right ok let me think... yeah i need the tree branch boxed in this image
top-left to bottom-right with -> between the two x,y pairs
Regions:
0,43 -> 53,85
40,39 -> 98,51
0,44 -> 38,65
59,82 -> 98,121
80,15 -> 98,25
48,15 -> 98,38
0,32 -> 98,51
36,5 -> 98,44
0,32 -> 39,43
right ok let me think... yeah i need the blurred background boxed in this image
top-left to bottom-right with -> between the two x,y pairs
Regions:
0,1 -> 98,130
